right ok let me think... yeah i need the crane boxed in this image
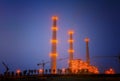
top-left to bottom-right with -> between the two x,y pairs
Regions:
37,60 -> 49,74
37,57 -> 68,74
2,61 -> 9,74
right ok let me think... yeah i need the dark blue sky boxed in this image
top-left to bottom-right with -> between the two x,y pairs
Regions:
0,0 -> 120,74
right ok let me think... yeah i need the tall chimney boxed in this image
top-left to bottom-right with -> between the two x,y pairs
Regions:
84,37 -> 90,65
68,30 -> 74,70
50,16 -> 58,74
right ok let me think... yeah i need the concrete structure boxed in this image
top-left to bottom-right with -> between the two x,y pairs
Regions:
50,16 -> 58,74
68,30 -> 74,70
84,37 -> 90,65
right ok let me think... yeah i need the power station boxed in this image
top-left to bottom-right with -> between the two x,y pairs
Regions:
1,16 -> 117,80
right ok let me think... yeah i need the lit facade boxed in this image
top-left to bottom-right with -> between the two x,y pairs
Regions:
71,59 -> 99,74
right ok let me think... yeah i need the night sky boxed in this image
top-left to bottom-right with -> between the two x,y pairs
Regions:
0,0 -> 120,74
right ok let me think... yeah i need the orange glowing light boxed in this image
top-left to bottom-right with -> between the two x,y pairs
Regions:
50,53 -> 58,57
51,27 -> 58,31
62,68 -> 66,74
68,39 -> 74,43
84,37 -> 90,42
50,40 -> 58,43
105,68 -> 115,74
52,16 -> 58,20
71,59 -> 99,74
68,30 -> 74,34
16,69 -> 21,74
68,49 -> 74,53
39,69 -> 43,74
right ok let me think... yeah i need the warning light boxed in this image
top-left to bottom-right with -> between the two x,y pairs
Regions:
52,16 -> 58,20
50,53 -> 58,57
68,39 -> 74,43
51,27 -> 58,31
84,37 -> 90,42
50,39 -> 58,44
68,30 -> 74,34
68,49 -> 74,53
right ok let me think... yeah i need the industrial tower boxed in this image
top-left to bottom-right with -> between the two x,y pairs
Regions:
84,37 -> 90,65
50,16 -> 58,74
68,30 -> 74,71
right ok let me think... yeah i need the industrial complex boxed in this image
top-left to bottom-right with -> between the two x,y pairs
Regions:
0,16 -> 117,81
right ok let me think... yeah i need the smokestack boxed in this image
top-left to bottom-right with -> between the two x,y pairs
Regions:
68,30 -> 74,70
50,16 -> 58,74
84,37 -> 90,65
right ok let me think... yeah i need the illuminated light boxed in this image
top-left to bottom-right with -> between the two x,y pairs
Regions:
68,39 -> 74,43
84,37 -> 90,42
52,16 -> 58,20
39,69 -> 43,74
68,49 -> 74,53
50,40 -> 58,44
105,68 -> 115,74
95,70 -> 99,74
62,68 -> 66,74
109,68 -> 114,72
50,53 -> 58,57
70,59 -> 99,74
68,30 -> 74,34
84,62 -> 88,66
51,27 -> 58,31
16,69 -> 21,75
